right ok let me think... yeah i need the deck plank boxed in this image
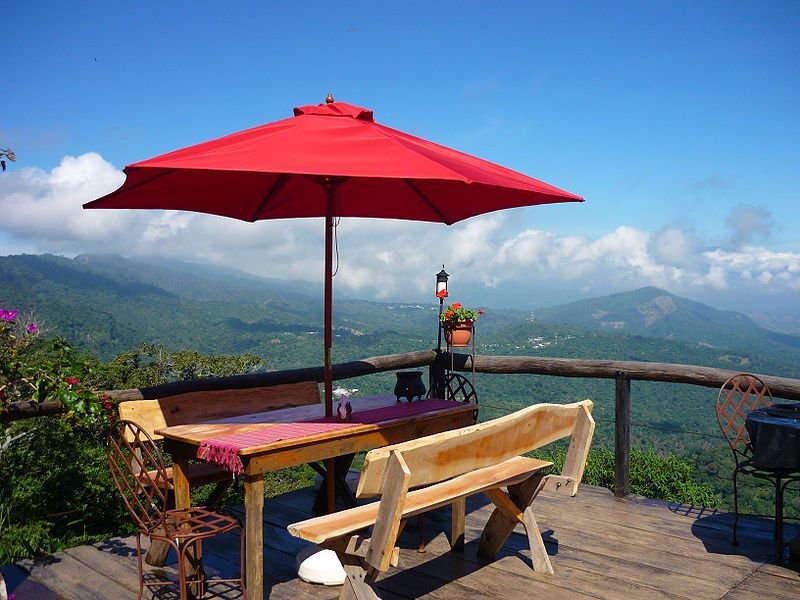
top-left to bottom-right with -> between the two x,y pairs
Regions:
720,567 -> 800,600
7,484 -> 800,600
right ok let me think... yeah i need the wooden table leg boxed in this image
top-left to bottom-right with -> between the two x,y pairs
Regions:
172,456 -> 192,510
244,473 -> 264,600
311,454 -> 357,515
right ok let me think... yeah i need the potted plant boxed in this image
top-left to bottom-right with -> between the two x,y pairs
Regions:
439,301 -> 485,347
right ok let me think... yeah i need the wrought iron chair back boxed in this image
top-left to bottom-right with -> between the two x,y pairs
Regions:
716,372 -> 773,466
107,419 -> 171,532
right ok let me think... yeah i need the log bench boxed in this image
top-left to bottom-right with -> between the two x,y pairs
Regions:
117,380 -> 321,564
288,399 -> 595,599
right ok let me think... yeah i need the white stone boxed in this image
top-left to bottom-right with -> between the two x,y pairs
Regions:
296,545 -> 346,586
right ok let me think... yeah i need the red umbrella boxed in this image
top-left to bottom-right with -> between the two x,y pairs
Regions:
85,97 -> 582,419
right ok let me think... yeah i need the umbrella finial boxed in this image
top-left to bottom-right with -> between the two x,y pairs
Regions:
325,93 -> 334,104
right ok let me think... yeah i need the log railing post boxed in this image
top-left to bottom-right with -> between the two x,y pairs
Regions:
429,351 -> 447,400
615,372 -> 631,497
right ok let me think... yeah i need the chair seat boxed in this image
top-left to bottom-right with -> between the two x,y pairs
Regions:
738,459 -> 800,478
153,506 -> 241,540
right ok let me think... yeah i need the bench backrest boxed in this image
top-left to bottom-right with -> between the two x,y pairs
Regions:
357,399 -> 594,498
358,399 -> 594,572
118,381 -> 321,441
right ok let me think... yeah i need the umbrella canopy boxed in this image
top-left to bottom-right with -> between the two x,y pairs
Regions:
85,100 -> 582,223
85,98 -> 583,420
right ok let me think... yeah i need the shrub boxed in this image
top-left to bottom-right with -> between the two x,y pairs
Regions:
537,445 -> 722,508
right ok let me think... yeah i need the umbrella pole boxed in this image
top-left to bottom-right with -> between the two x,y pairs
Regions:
324,215 -> 334,418
324,189 -> 336,513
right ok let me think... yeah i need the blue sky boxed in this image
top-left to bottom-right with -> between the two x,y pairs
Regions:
2,2 -> 799,322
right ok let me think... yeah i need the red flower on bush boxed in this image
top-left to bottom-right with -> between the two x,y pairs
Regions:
66,377 -> 79,385
101,394 -> 115,411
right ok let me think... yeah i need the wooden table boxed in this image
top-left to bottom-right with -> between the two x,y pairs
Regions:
157,394 -> 477,600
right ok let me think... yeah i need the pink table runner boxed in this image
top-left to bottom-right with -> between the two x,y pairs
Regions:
197,398 -> 463,474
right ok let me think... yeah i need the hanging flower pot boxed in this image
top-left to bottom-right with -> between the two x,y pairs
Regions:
444,321 -> 473,347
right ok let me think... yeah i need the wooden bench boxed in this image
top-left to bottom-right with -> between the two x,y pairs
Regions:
118,380 -> 320,565
288,399 -> 594,599
118,380 -> 321,493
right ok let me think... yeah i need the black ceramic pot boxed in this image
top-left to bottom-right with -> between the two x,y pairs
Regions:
394,371 -> 426,402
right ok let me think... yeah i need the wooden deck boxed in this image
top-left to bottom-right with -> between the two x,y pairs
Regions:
4,483 -> 799,600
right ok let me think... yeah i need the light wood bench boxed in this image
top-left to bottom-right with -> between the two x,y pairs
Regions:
288,399 -> 594,599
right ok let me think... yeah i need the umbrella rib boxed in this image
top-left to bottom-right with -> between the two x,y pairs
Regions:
252,173 -> 291,220
403,179 -> 454,225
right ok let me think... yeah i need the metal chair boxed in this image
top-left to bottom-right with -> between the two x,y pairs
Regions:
106,419 -> 245,599
442,372 -> 479,423
715,373 -> 800,562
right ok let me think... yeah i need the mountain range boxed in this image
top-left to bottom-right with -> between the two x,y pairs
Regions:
533,286 -> 800,360
2,254 -> 799,377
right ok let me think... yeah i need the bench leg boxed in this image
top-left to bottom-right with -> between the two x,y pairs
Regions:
339,556 -> 381,600
144,528 -> 172,566
206,479 -> 233,508
478,474 -> 546,564
522,506 -> 554,574
450,497 -> 466,552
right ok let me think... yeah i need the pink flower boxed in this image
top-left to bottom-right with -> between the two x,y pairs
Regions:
0,309 -> 18,321
27,323 -> 38,333
66,377 -> 79,385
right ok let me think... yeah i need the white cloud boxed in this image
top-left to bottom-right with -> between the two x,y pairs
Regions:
1,153 -> 798,308
0,153 -> 134,247
649,227 -> 697,268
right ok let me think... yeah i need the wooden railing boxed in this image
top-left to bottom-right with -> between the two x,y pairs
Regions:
7,349 -> 800,498
444,353 -> 800,496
